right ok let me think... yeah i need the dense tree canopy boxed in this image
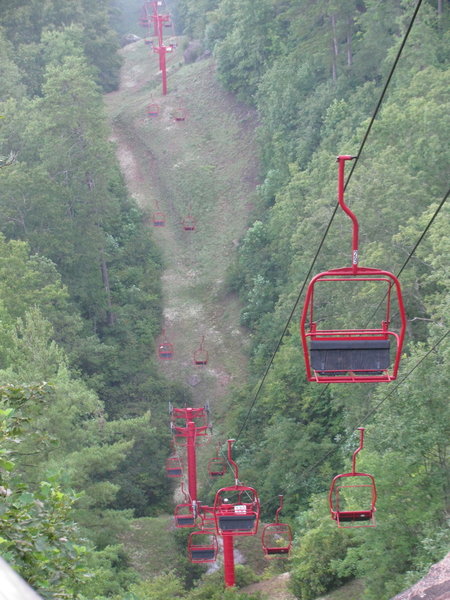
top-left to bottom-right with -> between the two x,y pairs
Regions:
179,0 -> 449,598
0,0 -> 448,598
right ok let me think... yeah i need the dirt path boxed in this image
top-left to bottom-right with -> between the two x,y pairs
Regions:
104,40 -> 260,411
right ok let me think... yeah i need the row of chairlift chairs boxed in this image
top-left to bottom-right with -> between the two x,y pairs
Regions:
166,425 -> 376,567
158,333 -> 208,364
145,103 -> 189,230
166,439 -> 294,563
146,103 -> 186,121
164,155 -> 406,565
152,212 -> 196,230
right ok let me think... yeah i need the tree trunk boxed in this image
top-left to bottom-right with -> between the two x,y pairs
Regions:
100,252 -> 116,325
330,14 -> 338,82
347,16 -> 353,67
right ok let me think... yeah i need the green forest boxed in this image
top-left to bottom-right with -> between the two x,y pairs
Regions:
0,0 -> 448,599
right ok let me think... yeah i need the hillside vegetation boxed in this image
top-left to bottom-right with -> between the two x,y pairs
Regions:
0,1 -> 448,600
176,1 -> 449,599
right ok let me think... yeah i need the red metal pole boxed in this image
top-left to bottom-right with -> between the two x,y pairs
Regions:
152,1 -> 159,36
160,47 -> 167,95
223,535 -> 235,587
186,418 -> 197,501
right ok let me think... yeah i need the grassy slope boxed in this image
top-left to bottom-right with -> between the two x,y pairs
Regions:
104,38 -> 364,600
104,34 -> 262,577
105,39 -> 259,409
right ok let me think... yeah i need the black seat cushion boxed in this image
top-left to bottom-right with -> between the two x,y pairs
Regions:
338,510 -> 372,521
191,548 -> 216,560
310,339 -> 390,374
218,514 -> 256,531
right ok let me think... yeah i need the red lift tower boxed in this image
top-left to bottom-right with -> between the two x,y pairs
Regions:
167,418 -> 261,589
151,7 -> 174,95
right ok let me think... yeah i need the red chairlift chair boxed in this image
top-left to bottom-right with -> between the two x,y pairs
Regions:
174,483 -> 197,528
262,495 -> 293,559
144,38 -> 153,46
300,155 -> 406,383
182,215 -> 195,231
157,329 -> 173,359
194,336 -> 208,365
208,456 -> 227,478
147,103 -> 159,117
208,444 -> 226,478
213,440 -> 260,536
188,529 -> 218,563
329,427 -> 377,528
173,107 -> 186,122
152,211 -> 165,226
165,455 -> 182,478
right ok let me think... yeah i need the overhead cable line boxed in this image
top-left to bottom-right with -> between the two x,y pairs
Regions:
301,328 -> 449,478
234,0 -> 425,444
268,328 -> 449,506
365,186 -> 449,325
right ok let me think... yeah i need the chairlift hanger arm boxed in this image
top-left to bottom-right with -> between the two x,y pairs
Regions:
337,155 -> 358,271
352,427 -> 365,474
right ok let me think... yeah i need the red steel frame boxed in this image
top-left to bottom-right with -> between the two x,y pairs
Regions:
168,419 -> 260,588
151,10 -> 173,95
329,427 -> 377,528
213,440 -> 260,586
171,406 -> 210,446
300,155 -> 407,383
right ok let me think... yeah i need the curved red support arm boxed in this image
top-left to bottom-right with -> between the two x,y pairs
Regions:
227,439 -> 239,485
351,427 -> 365,474
275,495 -> 284,524
180,481 -> 189,502
337,155 -> 358,273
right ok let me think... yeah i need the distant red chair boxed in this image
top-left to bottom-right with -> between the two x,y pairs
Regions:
157,329 -> 173,360
153,211 -> 165,227
329,428 -> 377,528
147,103 -> 159,117
182,215 -> 195,231
193,336 -> 208,365
173,107 -> 186,122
